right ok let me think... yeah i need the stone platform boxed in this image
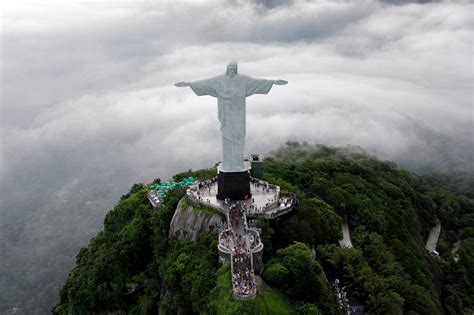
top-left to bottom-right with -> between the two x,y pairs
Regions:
186,176 -> 295,300
187,177 -> 295,219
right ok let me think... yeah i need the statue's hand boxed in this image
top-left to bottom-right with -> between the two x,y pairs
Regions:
274,80 -> 288,85
175,82 -> 189,87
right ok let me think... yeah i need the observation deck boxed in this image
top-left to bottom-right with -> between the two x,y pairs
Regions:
186,176 -> 295,300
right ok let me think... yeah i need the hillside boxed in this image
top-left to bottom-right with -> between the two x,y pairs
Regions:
53,143 -> 474,314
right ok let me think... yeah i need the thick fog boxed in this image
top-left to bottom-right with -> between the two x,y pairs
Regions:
1,0 -> 472,313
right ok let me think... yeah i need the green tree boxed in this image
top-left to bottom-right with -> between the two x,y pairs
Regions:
264,242 -> 334,313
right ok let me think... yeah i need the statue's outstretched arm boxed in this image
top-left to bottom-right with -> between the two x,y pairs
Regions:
176,78 -> 219,97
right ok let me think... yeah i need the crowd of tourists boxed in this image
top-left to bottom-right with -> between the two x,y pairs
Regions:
187,176 -> 293,219
233,250 -> 251,264
186,182 -> 268,298
279,197 -> 289,206
232,268 -> 256,296
232,238 -> 248,256
228,201 -> 245,226
222,200 -> 257,297
219,229 -> 234,249
186,177 -> 218,202
247,197 -> 278,213
245,195 -> 295,217
250,178 -> 277,193
187,188 -> 215,204
220,227 -> 261,252
197,177 -> 218,194
248,231 -> 261,250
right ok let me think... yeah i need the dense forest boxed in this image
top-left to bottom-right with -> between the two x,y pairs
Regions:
54,143 -> 474,314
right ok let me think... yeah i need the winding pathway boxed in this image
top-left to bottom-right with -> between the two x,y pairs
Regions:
425,219 -> 441,253
339,215 -> 353,248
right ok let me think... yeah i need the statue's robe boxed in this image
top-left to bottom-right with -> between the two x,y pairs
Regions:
189,75 -> 274,172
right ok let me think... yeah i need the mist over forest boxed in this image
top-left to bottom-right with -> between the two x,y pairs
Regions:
1,0 -> 472,313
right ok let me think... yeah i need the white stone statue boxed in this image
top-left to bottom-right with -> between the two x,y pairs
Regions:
175,60 -> 287,172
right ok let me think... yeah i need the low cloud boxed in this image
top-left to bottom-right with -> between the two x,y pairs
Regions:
1,0 -> 472,312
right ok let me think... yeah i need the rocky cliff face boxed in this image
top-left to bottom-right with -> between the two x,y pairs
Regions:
169,198 -> 224,242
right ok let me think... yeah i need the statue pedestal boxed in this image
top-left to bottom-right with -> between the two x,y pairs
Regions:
216,171 -> 251,200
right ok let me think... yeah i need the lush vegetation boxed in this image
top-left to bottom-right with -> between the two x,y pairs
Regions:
263,242 -> 335,314
54,143 -> 474,314
263,142 -> 473,314
208,265 -> 295,315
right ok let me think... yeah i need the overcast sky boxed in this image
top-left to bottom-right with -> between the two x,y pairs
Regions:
0,0 -> 472,311
1,0 -> 473,214
1,0 -> 473,222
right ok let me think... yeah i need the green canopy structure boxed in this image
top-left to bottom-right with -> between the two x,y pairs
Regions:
149,176 -> 198,203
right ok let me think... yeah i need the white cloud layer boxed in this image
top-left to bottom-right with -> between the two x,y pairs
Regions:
0,0 -> 473,312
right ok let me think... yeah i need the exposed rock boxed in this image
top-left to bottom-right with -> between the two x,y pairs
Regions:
255,275 -> 265,288
169,197 -> 224,242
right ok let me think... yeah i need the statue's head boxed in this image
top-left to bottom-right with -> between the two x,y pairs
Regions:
226,60 -> 238,77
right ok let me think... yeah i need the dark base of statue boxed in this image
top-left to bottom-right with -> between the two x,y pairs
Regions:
216,171 -> 251,201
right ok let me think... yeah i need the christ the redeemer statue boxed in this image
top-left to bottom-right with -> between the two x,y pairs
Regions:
175,60 -> 287,200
